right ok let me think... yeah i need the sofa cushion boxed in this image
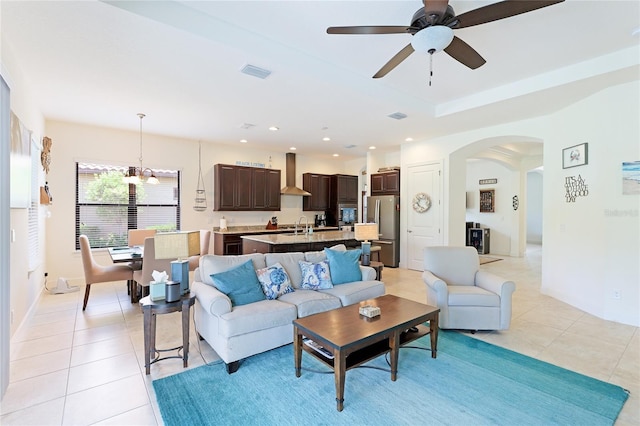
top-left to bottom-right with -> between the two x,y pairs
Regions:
278,289 -> 342,318
299,260 -> 333,290
324,248 -> 362,284
304,244 -> 347,263
447,285 -> 500,307
218,299 -> 297,338
210,260 -> 266,306
256,262 -> 295,300
265,252 -> 306,288
320,280 -> 385,307
200,254 -> 266,286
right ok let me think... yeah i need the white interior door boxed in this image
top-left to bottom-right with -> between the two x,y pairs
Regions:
407,162 -> 443,270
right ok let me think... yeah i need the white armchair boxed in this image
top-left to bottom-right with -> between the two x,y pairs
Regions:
422,246 -> 515,331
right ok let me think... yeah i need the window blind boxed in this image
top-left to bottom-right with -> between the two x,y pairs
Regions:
75,162 -> 181,249
27,136 -> 39,271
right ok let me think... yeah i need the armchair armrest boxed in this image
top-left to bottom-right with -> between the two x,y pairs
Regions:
475,270 -> 516,298
475,270 -> 516,330
422,270 -> 449,308
359,265 -> 377,281
422,270 -> 447,293
192,281 -> 232,316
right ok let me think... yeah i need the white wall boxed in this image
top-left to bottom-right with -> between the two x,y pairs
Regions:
44,120 -> 351,286
401,81 -> 639,326
465,160 -> 520,256
2,40 -> 46,339
542,81 -> 640,326
526,171 -> 543,243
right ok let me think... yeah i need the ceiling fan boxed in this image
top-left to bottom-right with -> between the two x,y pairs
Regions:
327,0 -> 565,81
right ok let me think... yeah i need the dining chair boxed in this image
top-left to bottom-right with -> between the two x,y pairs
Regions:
127,229 -> 156,273
128,229 -> 157,247
79,235 -> 134,311
133,236 -> 175,301
188,230 -> 211,271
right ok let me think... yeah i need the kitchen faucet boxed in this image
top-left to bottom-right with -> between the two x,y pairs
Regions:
295,216 -> 309,235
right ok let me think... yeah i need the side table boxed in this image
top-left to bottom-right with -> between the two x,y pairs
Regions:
139,292 -> 196,375
362,261 -> 384,280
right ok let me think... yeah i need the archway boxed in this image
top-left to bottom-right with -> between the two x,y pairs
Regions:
449,135 -> 543,257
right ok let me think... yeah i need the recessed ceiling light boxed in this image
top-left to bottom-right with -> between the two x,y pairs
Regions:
289,146 -> 296,151
240,64 -> 271,79
369,146 -> 376,150
240,139 -> 248,143
405,137 -> 413,142
269,126 -> 279,131
332,153 -> 339,157
387,112 -> 407,120
323,137 -> 331,142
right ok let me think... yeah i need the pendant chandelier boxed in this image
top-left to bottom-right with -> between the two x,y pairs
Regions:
123,113 -> 158,185
193,141 -> 207,211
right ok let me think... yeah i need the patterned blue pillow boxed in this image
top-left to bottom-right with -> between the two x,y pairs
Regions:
210,260 -> 266,306
324,248 -> 362,285
299,260 -> 333,290
256,262 -> 295,300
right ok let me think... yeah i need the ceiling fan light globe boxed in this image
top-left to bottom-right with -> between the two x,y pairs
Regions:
411,26 -> 454,54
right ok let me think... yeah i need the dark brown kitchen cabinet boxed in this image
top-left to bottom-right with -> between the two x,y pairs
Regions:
213,234 -> 243,255
371,171 -> 400,195
252,168 -> 281,211
303,173 -> 331,211
332,174 -> 358,204
214,164 -> 281,211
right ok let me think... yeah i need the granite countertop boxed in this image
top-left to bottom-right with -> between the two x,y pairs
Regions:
213,225 -> 339,235
241,230 -> 355,245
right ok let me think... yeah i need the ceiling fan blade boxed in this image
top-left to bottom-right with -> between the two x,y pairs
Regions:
454,0 -> 565,29
373,43 -> 415,78
443,36 -> 486,69
422,0 -> 449,24
327,26 -> 414,35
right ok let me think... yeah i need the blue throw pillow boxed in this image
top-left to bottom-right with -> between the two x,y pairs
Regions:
324,248 -> 362,285
210,260 -> 266,306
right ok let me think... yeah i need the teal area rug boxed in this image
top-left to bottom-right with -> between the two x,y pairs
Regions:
153,331 -> 628,425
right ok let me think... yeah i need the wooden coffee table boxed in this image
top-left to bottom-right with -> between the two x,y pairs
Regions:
293,294 -> 439,411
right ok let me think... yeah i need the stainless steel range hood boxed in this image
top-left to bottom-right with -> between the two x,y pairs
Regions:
280,152 -> 311,196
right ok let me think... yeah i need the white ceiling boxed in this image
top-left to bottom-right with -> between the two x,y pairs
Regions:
2,0 -> 639,161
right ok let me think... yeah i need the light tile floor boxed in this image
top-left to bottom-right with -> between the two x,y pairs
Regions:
1,244 -> 638,425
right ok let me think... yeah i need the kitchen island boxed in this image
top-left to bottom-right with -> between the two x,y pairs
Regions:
241,230 -> 359,254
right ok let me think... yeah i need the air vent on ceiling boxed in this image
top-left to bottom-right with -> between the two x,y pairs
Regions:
344,144 -> 357,149
387,112 -> 407,120
240,123 -> 256,129
240,64 -> 272,79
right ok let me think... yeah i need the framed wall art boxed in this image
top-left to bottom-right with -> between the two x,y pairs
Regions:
479,189 -> 495,213
562,143 -> 588,169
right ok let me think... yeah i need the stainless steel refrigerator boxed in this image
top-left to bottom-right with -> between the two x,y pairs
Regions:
366,195 -> 400,267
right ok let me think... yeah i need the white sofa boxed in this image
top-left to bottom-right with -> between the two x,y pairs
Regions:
192,246 -> 385,373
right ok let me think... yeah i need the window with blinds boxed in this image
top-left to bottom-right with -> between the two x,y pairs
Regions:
28,136 -> 40,272
76,162 -> 181,249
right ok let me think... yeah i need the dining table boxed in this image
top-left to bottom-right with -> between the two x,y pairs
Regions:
108,245 -> 144,263
108,246 -> 144,302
